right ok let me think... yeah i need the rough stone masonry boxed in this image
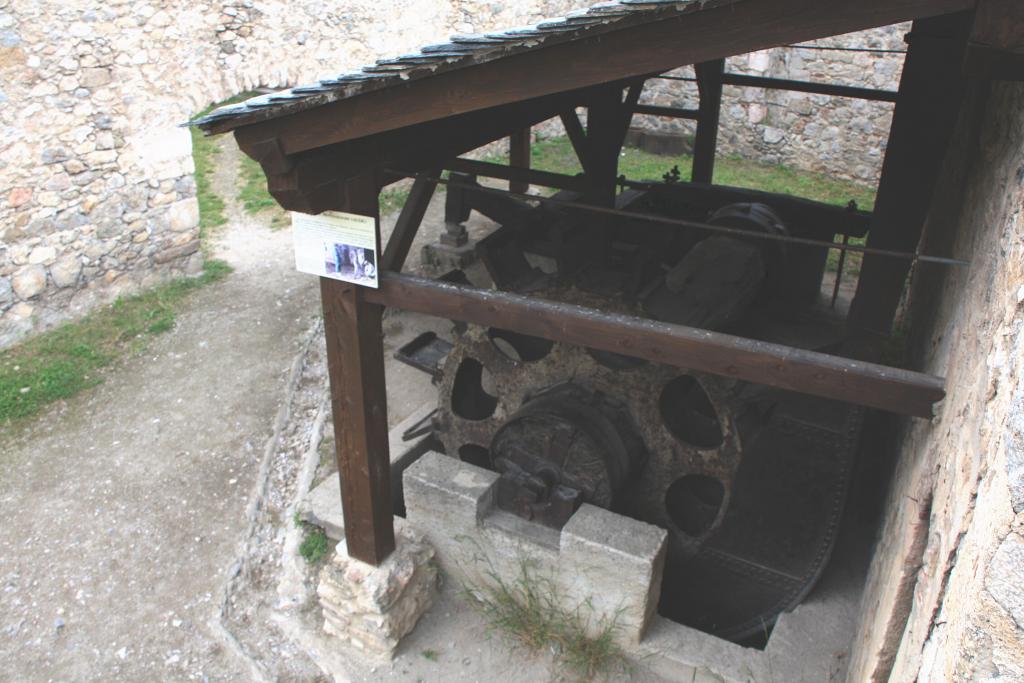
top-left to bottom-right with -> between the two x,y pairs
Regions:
0,0 -> 902,348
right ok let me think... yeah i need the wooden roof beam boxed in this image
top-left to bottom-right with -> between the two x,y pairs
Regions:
231,0 -> 973,158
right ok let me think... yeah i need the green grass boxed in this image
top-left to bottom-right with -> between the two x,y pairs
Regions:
238,153 -> 279,215
526,136 -> 876,210
191,93 -> 258,239
0,259 -> 232,423
190,127 -> 227,239
299,527 -> 329,563
420,649 -> 439,662
525,136 -> 874,274
469,559 -> 627,681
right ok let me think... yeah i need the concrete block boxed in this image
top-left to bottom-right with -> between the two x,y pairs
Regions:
403,450 -> 498,530
404,453 -> 665,645
560,504 -> 667,644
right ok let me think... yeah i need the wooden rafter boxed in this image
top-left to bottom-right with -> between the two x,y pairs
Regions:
227,0 -> 972,158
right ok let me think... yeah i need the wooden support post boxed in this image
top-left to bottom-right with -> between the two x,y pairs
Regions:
584,87 -> 629,206
509,128 -> 531,194
848,12 -> 973,337
692,59 -> 725,184
560,109 -> 592,174
320,173 -> 395,565
381,174 -> 438,272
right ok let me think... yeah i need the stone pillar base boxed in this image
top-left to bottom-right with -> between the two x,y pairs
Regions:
317,523 -> 437,658
420,241 -> 477,271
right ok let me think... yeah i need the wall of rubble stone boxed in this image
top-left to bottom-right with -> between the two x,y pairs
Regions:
638,23 -> 907,185
0,0 -> 580,347
0,1 -> 905,347
849,81 -> 1024,682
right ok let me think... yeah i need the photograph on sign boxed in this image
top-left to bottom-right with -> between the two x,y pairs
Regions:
292,210 -> 379,288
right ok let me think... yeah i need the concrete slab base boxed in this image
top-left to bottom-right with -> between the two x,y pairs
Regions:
317,520 -> 438,658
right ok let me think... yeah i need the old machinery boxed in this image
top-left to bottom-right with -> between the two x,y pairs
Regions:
396,181 -> 864,643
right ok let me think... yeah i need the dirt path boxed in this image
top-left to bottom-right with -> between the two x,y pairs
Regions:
0,139 -> 617,683
0,139 -> 321,682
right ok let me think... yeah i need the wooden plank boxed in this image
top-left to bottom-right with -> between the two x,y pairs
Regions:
320,174 -> 395,565
692,59 -> 725,184
228,0 -> 973,155
249,88 -> 586,213
559,109 -> 593,174
632,103 -> 701,119
721,73 -> 899,101
381,175 -> 437,272
584,86 -> 629,206
966,0 -> 1024,80
509,128 -> 531,194
444,158 -> 586,193
848,12 -> 973,336
360,272 -> 945,418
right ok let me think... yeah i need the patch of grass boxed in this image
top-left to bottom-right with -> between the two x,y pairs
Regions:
526,136 -> 874,274
469,558 -> 627,681
190,93 -> 257,241
0,259 -> 232,423
238,153 -> 279,215
527,136 -> 876,210
299,527 -> 329,564
380,187 -> 411,216
190,125 -> 227,239
420,649 -> 439,662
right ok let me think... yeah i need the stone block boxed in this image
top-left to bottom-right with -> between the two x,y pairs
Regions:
50,254 -> 82,288
404,451 -> 498,531
317,521 -> 437,658
153,239 -> 199,264
12,265 -> 46,299
986,532 -> 1024,630
28,246 -> 57,265
560,504 -> 667,643
0,277 -> 12,308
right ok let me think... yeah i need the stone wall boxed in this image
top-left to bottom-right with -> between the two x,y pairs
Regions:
849,81 -> 1024,682
1,3 -> 906,347
639,24 -> 907,184
0,0 -> 581,347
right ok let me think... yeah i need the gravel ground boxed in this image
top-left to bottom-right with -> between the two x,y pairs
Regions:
0,138 -> 594,682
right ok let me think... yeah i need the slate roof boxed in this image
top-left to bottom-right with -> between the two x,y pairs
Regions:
189,0 -> 732,133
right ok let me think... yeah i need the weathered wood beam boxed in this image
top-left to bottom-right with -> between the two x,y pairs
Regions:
247,88 -> 585,213
226,0 -> 973,155
381,175 -> 438,272
444,158 -> 586,193
320,174 -> 395,565
965,0 -> 1024,80
509,128 -> 531,194
692,59 -> 725,184
559,109 -> 593,174
584,86 -> 632,205
359,271 -> 945,418
848,12 -> 973,336
720,73 -> 899,101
